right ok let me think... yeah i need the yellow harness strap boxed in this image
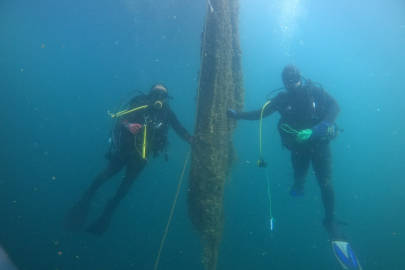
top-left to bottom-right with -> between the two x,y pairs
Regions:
109,101 -> 165,159
142,125 -> 147,159
109,105 -> 149,118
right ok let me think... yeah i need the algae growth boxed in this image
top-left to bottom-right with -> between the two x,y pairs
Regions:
188,0 -> 244,269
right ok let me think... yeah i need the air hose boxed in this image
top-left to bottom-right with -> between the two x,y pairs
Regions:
258,101 -> 275,230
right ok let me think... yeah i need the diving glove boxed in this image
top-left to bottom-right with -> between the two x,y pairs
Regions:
226,109 -> 238,119
312,121 -> 330,139
186,134 -> 194,145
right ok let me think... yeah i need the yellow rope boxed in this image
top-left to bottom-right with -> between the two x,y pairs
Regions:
153,3 -> 211,267
154,151 -> 190,270
154,3 -> 210,268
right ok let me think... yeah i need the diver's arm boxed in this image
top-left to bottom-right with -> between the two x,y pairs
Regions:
323,91 -> 341,124
236,102 -> 276,120
168,109 -> 191,141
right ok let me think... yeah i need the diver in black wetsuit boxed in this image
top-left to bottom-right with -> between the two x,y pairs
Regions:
227,65 -> 343,238
63,83 -> 193,235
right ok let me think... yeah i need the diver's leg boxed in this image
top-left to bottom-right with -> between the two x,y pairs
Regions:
290,149 -> 311,196
85,158 -> 147,235
313,146 -> 363,268
312,145 -> 334,222
87,155 -> 127,195
63,154 -> 126,231
312,146 -> 363,268
311,145 -> 341,238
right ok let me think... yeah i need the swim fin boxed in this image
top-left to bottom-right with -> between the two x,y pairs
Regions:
331,240 -> 362,270
325,220 -> 362,270
85,201 -> 115,236
62,193 -> 92,232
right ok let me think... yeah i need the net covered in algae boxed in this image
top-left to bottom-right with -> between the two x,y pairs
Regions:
188,0 -> 244,269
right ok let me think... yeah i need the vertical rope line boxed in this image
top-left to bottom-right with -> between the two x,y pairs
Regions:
152,2 -> 212,269
154,151 -> 190,270
194,1 -> 211,130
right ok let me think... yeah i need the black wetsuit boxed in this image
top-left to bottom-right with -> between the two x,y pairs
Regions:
67,95 -> 191,235
236,84 -> 340,224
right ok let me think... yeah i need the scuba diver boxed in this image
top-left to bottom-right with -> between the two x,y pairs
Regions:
227,65 -> 362,269
63,83 -> 193,236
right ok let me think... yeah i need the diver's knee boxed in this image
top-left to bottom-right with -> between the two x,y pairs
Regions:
319,182 -> 334,195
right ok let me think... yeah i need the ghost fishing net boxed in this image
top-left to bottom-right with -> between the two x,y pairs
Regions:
188,0 -> 244,269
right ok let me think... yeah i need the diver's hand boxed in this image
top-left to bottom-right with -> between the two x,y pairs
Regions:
125,123 -> 142,134
226,109 -> 238,119
312,121 -> 330,139
186,135 -> 194,145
